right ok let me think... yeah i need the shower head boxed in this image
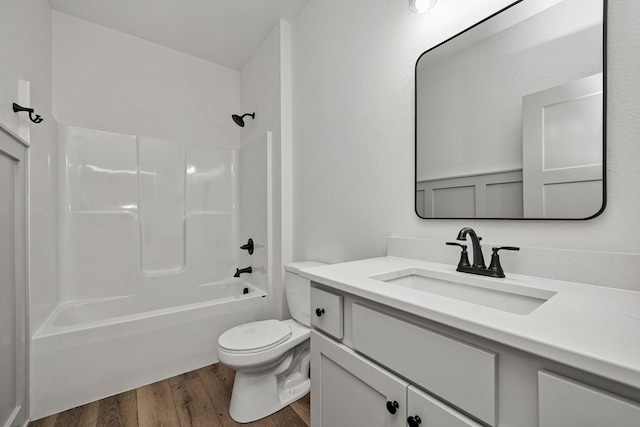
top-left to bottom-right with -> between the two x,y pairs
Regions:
232,112 -> 255,127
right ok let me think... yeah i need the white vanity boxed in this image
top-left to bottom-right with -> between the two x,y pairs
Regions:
302,254 -> 640,427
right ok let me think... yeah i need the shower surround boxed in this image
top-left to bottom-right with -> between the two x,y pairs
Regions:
30,125 -> 272,419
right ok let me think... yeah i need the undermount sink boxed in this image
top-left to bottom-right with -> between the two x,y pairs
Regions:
370,268 -> 556,315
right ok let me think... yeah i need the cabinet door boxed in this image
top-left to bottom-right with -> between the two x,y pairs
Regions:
311,331 -> 408,427
407,386 -> 483,427
539,371 -> 640,427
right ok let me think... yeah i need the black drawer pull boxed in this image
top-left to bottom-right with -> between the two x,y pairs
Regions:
315,308 -> 325,317
386,400 -> 399,414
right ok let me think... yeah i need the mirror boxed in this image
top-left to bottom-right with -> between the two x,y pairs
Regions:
415,0 -> 606,219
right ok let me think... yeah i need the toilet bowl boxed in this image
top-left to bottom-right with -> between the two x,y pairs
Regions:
216,261 -> 325,423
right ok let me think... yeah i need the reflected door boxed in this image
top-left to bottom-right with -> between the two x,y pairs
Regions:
522,73 -> 604,218
0,128 -> 28,427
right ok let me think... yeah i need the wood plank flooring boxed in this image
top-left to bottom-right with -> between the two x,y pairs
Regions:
29,363 -> 310,427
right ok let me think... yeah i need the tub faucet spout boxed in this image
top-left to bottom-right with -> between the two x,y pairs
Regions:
234,266 -> 252,277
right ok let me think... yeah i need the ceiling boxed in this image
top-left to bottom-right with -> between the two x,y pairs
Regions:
49,0 -> 311,70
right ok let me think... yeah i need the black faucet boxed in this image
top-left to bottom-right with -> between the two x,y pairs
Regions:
457,227 -> 485,269
447,227 -> 519,278
234,266 -> 252,277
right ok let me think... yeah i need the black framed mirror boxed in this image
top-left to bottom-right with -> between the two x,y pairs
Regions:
415,0 -> 606,219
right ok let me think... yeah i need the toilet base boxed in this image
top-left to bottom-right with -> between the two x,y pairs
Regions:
228,340 -> 311,423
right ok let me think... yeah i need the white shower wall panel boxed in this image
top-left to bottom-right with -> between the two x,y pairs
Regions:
67,126 -> 138,213
138,137 -> 186,273
238,133 -> 272,294
61,125 -> 237,301
186,143 -> 234,213
68,213 -> 139,299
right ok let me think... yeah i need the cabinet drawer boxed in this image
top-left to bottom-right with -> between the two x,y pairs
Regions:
352,304 -> 497,426
539,370 -> 640,427
311,287 -> 343,339
408,386 -> 483,427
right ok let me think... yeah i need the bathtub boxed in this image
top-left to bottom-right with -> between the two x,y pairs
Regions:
30,280 -> 268,420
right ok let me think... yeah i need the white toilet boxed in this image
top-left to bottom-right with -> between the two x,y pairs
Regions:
216,261 -> 325,423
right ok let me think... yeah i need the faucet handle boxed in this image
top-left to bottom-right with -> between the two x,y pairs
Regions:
240,238 -> 254,255
446,242 -> 471,269
488,246 -> 520,278
492,246 -> 519,252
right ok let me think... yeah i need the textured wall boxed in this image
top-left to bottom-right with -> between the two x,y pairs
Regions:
0,0 -> 59,332
291,0 -> 640,285
53,11 -> 240,148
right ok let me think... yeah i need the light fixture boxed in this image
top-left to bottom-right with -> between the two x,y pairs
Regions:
410,0 -> 437,13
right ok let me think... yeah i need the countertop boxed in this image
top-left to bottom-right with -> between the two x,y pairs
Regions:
301,256 -> 640,389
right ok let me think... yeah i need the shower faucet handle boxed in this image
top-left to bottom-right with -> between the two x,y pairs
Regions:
240,238 -> 254,255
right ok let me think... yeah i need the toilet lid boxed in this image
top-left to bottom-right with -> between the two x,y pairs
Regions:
218,320 -> 292,353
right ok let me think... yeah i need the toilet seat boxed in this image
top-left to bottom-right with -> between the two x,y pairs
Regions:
218,320 -> 292,354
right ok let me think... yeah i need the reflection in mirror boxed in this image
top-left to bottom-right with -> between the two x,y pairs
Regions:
415,0 -> 606,219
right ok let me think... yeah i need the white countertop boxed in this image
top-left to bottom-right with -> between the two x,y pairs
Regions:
301,256 -> 640,389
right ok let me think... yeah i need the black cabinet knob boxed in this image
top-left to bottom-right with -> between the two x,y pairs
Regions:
315,308 -> 325,317
386,400 -> 399,414
407,415 -> 422,427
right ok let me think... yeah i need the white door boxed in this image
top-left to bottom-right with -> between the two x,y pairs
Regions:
0,127 -> 28,427
522,73 -> 604,218
310,331 -> 408,427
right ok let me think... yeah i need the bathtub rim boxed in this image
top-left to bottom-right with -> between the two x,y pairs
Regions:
33,280 -> 266,338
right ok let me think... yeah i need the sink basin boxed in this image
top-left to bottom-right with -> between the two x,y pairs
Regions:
370,268 -> 556,315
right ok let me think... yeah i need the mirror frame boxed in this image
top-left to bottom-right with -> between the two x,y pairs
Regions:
414,0 -> 607,220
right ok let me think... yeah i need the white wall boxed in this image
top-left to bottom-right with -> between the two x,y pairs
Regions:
240,21 -> 292,318
52,11 -> 240,148
291,0 -> 640,289
0,0 -> 59,333
0,1 -> 52,128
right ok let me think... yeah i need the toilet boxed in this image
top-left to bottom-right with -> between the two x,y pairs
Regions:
216,261 -> 325,423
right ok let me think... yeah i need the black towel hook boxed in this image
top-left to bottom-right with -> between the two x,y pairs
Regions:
13,103 -> 43,124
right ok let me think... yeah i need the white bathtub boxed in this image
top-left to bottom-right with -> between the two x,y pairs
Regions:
30,280 -> 268,420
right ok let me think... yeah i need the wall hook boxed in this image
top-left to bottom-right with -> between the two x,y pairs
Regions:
13,103 -> 43,123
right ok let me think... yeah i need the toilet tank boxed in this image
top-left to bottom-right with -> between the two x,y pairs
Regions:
284,261 -> 326,327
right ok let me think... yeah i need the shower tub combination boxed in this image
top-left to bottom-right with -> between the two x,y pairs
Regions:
30,126 -> 273,420
31,280 -> 267,420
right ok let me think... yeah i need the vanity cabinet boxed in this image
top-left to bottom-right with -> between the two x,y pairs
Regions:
310,281 -> 640,427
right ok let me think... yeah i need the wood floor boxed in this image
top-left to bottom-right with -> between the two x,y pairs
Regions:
29,363 -> 310,427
